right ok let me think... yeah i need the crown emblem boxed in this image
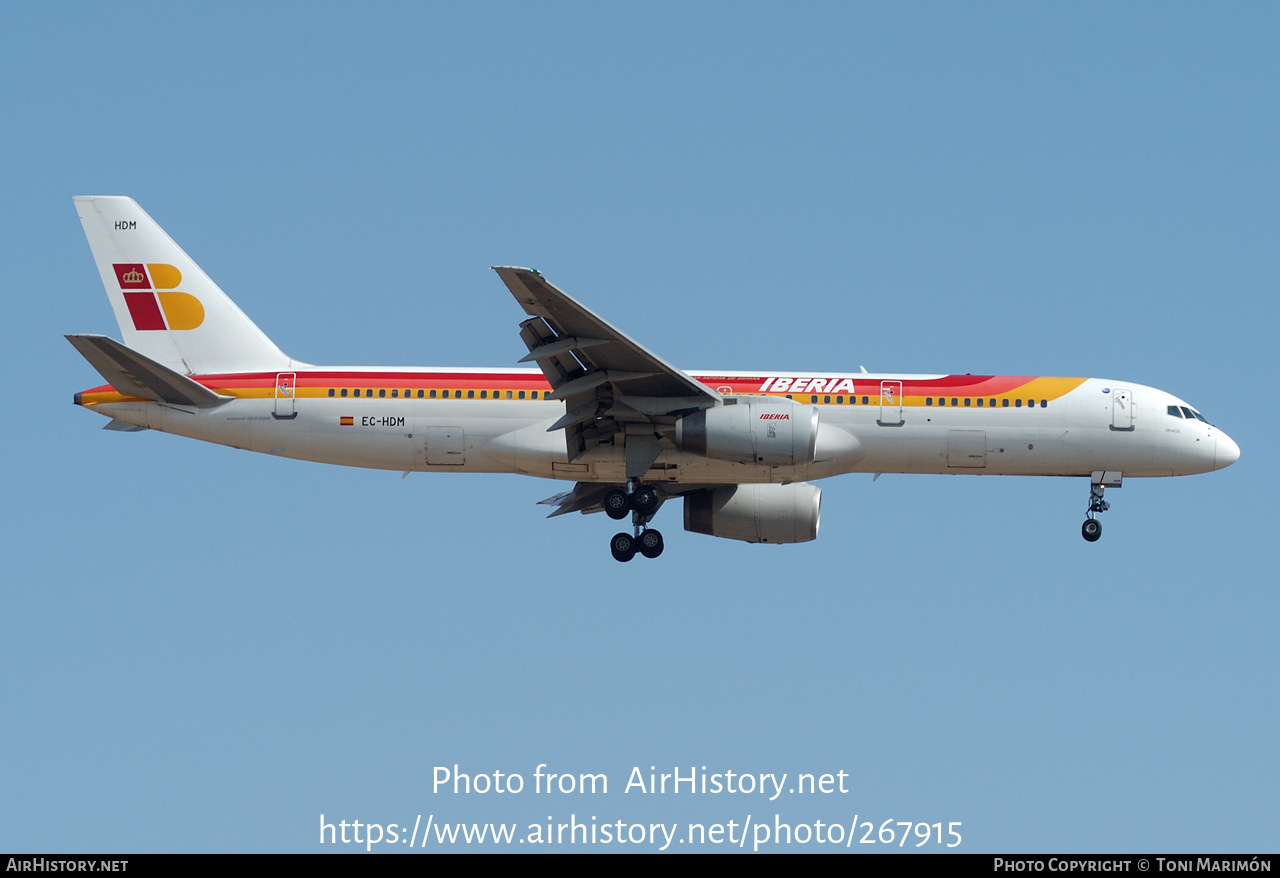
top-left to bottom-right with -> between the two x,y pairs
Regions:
122,267 -> 145,284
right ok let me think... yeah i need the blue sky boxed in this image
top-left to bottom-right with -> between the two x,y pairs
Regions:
2,2 -> 1276,852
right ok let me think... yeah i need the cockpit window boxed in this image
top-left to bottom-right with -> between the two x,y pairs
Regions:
1175,405 -> 1211,424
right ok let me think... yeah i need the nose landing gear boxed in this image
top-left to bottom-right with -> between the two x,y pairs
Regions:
607,481 -> 665,561
1082,471 -> 1121,542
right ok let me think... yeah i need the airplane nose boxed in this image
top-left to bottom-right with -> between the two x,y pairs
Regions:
1215,433 -> 1241,470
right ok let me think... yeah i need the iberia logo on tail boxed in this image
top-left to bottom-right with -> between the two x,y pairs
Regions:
112,263 -> 205,330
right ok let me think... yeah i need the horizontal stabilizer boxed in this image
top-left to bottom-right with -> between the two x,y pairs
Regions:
67,334 -> 231,409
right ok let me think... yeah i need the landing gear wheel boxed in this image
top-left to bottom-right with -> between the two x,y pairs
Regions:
638,529 -> 664,559
603,488 -> 631,520
1082,519 -> 1102,542
610,532 -> 637,562
631,485 -> 661,515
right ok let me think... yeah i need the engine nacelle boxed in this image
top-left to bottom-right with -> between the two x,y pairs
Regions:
683,483 -> 822,544
675,397 -> 819,466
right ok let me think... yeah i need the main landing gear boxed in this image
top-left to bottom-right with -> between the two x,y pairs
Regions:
604,482 -> 664,561
1082,472 -> 1120,542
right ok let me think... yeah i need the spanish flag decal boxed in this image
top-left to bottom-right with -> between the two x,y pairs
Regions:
340,416 -> 354,426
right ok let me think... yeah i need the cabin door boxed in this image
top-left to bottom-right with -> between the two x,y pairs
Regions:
273,372 -> 297,419
1111,388 -> 1134,431
878,380 -> 903,426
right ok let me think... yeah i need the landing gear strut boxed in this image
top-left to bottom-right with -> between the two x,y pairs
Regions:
1082,472 -> 1120,542
608,482 -> 665,561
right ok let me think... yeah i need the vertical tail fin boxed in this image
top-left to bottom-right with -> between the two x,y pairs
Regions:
74,196 -> 293,375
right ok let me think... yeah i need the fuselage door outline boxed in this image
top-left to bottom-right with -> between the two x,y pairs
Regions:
273,372 -> 298,420
1111,387 -> 1134,432
878,380 -> 904,427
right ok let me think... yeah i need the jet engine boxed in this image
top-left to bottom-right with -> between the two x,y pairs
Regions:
675,397 -> 819,467
683,482 -> 822,543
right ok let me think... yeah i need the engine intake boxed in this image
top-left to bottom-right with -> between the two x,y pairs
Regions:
676,398 -> 819,466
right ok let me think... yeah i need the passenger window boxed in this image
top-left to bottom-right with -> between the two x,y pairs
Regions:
836,395 -> 844,404
468,390 -> 475,399
480,390 -> 487,399
391,389 -> 398,398
379,389 -> 386,398
811,395 -> 818,403
506,390 -> 513,399
926,397 -> 933,406
417,389 -> 424,398
989,398 -> 996,408
1002,398 -> 1009,407
950,398 -> 958,407
964,398 -> 971,407
429,390 -> 436,398
532,391 -> 539,399
1040,400 -> 1047,408
976,398 -> 984,407
1015,399 -> 1022,407
340,388 -> 348,398
328,388 -> 335,397
862,396 -> 869,405
518,390 -> 526,399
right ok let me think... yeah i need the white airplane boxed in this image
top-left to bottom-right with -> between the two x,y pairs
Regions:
68,196 -> 1240,561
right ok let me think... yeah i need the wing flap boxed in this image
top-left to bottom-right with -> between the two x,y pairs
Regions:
538,482 -> 613,518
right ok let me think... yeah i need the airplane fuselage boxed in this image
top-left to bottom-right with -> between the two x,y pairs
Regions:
77,368 -> 1235,484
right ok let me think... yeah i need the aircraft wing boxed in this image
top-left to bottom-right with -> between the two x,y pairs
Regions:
493,267 -> 720,463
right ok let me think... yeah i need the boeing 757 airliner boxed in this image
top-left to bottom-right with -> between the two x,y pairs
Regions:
68,197 -> 1239,561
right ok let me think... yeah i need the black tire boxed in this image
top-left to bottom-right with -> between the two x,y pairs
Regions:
1082,519 -> 1102,542
610,532 -> 636,562
639,529 -> 664,559
631,485 -> 661,515
603,488 -> 631,520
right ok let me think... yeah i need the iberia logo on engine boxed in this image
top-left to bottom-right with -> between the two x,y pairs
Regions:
112,263 -> 204,331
